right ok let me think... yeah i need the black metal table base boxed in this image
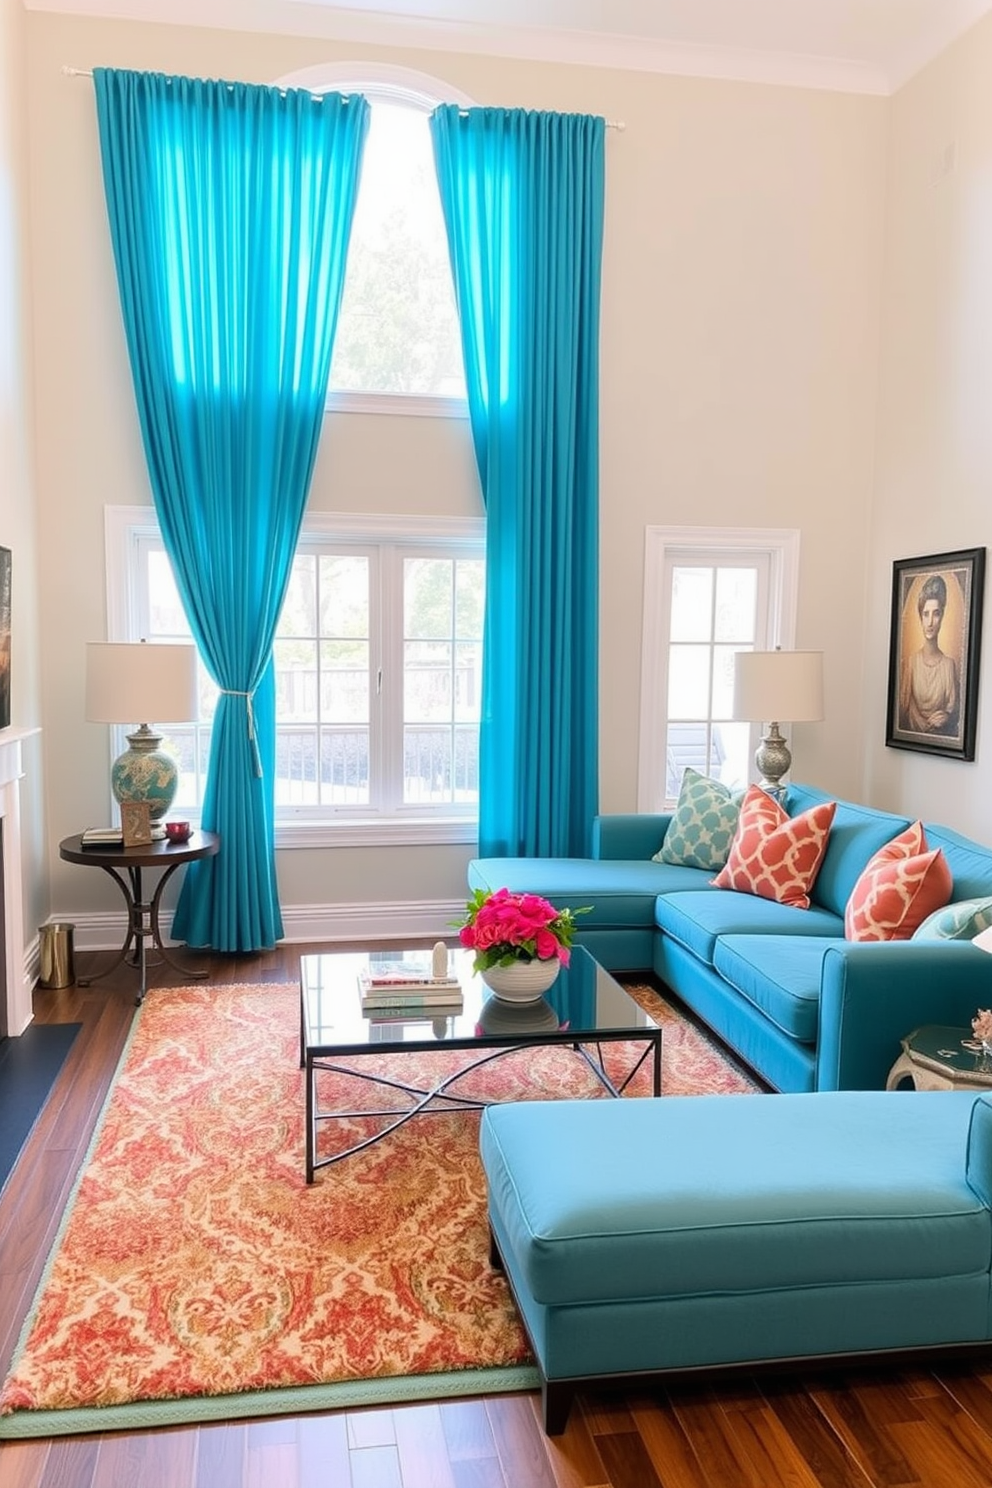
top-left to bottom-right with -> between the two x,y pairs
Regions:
76,859 -> 209,1006
305,1035 -> 661,1183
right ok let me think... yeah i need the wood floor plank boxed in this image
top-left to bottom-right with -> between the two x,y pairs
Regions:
347,1406 -> 396,1450
665,1386 -> 763,1488
722,1394 -> 836,1488
485,1395 -> 560,1488
590,1431 -> 664,1488
244,1439 -> 297,1488
34,1434 -> 100,1488
391,1402 -> 458,1488
349,1443 -> 401,1488
192,1422 -> 247,1488
440,1398 -> 499,1461
809,1375 -> 920,1487
0,1438 -> 49,1488
538,1395 -> 611,1488
297,1413 -> 352,1488
891,1392 -> 992,1488
630,1392 -> 718,1488
757,1381 -> 873,1488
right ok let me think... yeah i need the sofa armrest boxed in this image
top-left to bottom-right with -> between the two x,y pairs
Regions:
591,814 -> 671,861
816,940 -> 992,1091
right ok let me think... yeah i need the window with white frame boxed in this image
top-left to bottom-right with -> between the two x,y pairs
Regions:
106,508 -> 485,846
638,528 -> 801,811
276,61 -> 473,417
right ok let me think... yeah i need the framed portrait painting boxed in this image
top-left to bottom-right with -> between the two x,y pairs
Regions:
885,547 -> 985,761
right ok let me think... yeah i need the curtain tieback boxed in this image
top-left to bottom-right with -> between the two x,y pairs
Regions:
220,688 -> 262,778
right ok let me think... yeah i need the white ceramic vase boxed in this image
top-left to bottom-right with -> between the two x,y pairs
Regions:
479,957 -> 561,1003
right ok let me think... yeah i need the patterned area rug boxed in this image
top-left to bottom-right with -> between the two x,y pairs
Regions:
0,979 -> 759,1438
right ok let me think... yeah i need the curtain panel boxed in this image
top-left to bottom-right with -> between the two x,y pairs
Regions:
430,105 -> 605,858
94,67 -> 369,949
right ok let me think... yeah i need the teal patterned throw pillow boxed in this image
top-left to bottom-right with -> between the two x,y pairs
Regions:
654,768 -> 741,871
912,896 -> 992,941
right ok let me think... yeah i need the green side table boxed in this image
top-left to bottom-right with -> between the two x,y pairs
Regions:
886,1024 -> 992,1091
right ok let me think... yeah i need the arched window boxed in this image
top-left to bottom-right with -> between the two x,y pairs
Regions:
277,61 -> 473,416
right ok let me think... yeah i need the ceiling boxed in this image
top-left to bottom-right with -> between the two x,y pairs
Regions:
25,0 -> 992,94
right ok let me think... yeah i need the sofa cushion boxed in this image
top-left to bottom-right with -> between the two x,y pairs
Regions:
924,825 -> 992,903
914,897 -> 992,942
712,786 -> 836,910
655,769 -> 740,871
480,1092 -> 989,1307
844,824 -> 953,942
785,785 -> 913,918
467,857 -> 714,930
655,890 -> 844,967
713,934 -> 839,1043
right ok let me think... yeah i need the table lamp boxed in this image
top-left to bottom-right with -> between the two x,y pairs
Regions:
733,649 -> 824,794
86,641 -> 199,839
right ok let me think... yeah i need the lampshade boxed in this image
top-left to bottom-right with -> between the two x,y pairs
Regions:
86,642 -> 199,726
733,650 -> 824,725
86,642 -> 199,839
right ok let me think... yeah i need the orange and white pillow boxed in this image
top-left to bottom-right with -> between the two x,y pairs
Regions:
712,786 -> 836,910
844,821 -> 952,942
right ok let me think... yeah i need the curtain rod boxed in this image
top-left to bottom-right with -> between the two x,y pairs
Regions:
61,67 -> 625,127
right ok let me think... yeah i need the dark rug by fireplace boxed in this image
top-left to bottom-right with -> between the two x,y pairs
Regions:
0,1024 -> 80,1195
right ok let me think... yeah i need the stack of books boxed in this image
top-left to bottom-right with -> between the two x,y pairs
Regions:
359,954 -> 463,1020
80,826 -> 124,849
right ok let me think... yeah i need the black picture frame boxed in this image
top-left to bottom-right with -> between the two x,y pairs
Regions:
885,547 -> 985,761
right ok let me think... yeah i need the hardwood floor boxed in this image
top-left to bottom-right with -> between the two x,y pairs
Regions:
3,944 -> 992,1487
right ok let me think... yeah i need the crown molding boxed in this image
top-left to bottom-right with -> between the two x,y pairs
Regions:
27,0 -> 992,97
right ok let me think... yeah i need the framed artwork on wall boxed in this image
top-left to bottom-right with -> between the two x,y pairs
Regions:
885,547 -> 986,761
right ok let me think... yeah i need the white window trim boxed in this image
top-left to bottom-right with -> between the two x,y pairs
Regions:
276,61 -> 475,422
104,506 -> 486,849
637,525 -> 801,813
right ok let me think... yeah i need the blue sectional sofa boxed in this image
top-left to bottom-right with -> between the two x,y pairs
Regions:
481,1089 -> 992,1434
468,784 -> 992,1092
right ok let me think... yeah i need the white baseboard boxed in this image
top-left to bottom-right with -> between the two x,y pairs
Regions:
43,901 -> 467,954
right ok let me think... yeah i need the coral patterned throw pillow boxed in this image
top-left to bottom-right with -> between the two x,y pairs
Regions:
844,822 -> 952,942
712,786 -> 836,910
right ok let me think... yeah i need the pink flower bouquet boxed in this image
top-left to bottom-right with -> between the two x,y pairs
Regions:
455,887 -> 590,973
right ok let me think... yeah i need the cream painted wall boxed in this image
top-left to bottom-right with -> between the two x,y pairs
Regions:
24,13 -> 888,930
867,12 -> 992,838
0,0 -> 48,966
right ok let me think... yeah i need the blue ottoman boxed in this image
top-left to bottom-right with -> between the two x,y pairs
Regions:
480,1091 -> 992,1433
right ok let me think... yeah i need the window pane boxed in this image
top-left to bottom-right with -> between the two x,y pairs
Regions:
714,567 -> 757,643
670,568 -> 713,643
274,639 -> 318,723
405,558 -> 452,639
321,727 -> 369,805
668,645 -> 711,718
320,639 -> 369,722
712,644 -> 742,720
329,102 -> 466,398
275,729 -> 319,805
319,556 -> 368,638
454,640 -> 482,720
455,560 -> 485,638
147,551 -> 191,637
279,555 -> 317,638
719,721 -> 751,793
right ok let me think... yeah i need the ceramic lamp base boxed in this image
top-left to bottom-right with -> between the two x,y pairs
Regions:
111,726 -> 179,838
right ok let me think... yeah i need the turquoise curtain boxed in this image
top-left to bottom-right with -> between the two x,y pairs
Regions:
94,68 -> 369,949
430,106 -> 604,857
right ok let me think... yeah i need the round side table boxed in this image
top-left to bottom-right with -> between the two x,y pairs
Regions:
886,1024 -> 992,1092
59,831 -> 220,1005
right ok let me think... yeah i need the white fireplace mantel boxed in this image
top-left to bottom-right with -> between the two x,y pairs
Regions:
0,726 -> 40,1036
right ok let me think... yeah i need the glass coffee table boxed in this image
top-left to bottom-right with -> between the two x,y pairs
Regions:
299,944 -> 662,1183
